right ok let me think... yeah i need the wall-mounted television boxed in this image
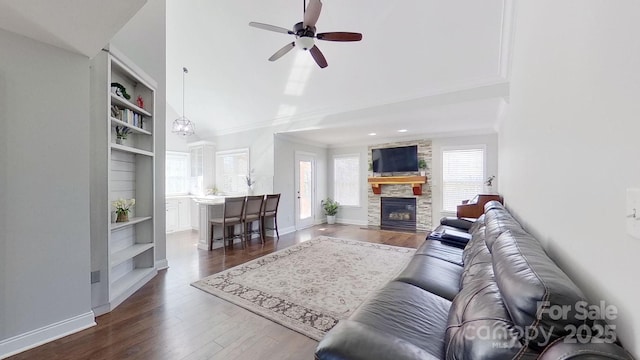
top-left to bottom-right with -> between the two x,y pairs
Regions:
372,145 -> 418,173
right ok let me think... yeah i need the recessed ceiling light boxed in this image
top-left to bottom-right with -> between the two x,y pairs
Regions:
368,132 -> 377,136
397,129 -> 408,133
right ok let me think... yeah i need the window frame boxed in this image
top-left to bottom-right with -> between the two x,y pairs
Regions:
165,151 -> 190,196
332,153 -> 361,208
215,148 -> 250,195
440,145 -> 487,214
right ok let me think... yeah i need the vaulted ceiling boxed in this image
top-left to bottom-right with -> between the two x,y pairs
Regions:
166,0 -> 510,143
0,0 -> 510,145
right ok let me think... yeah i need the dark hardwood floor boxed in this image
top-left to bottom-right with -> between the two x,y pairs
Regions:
9,224 -> 425,360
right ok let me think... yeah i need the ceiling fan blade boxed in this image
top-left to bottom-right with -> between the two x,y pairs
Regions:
303,0 -> 322,28
268,42 -> 296,61
316,32 -> 363,42
249,22 -> 294,35
309,45 -> 328,68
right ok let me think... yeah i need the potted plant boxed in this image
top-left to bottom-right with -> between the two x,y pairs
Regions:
112,198 -> 135,223
321,197 -> 339,225
484,175 -> 496,194
418,159 -> 427,176
115,126 -> 132,145
368,161 -> 373,177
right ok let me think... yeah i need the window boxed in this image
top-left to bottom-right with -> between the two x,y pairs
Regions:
333,154 -> 360,206
166,151 -> 190,195
442,147 -> 485,212
215,148 -> 249,195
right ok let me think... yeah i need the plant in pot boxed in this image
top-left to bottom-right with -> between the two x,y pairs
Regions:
115,126 -> 132,145
484,175 -> 496,194
112,198 -> 135,223
321,197 -> 339,225
418,159 -> 427,176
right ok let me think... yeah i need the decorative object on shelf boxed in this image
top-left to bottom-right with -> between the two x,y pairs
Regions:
114,126 -> 132,145
484,175 -> 496,194
110,105 -> 121,118
136,95 -> 144,109
418,159 -> 427,176
368,161 -> 373,177
112,198 -> 135,223
110,82 -> 131,100
171,67 -> 196,137
321,197 -> 339,224
246,169 -> 256,195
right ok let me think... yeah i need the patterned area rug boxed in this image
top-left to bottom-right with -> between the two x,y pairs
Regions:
191,236 -> 415,340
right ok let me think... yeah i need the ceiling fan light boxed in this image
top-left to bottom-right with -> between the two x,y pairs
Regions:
295,36 -> 315,50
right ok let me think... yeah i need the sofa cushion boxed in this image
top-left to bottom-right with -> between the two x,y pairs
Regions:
416,240 -> 464,266
483,208 -> 528,251
348,281 -> 452,359
468,214 -> 486,234
460,242 -> 494,288
492,230 -> 589,351
445,278 -> 534,359
395,254 -> 463,301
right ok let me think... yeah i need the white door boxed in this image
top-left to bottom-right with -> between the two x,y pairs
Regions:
295,152 -> 315,230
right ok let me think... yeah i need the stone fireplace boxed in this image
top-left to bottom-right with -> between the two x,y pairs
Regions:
381,197 -> 417,230
367,139 -> 432,231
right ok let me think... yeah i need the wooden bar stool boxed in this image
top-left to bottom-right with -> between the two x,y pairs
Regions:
243,195 -> 265,245
261,194 -> 281,242
209,196 -> 246,251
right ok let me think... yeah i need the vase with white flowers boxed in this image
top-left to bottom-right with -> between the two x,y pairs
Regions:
112,198 -> 135,223
245,169 -> 256,195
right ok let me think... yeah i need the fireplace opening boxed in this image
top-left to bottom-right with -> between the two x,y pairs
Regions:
381,197 -> 417,230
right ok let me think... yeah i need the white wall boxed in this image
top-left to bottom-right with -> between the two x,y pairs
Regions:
431,133 -> 499,224
327,146 -> 369,226
110,0 -> 168,268
0,29 -> 94,355
213,127 -> 276,196
498,0 -> 639,355
274,135 -> 328,232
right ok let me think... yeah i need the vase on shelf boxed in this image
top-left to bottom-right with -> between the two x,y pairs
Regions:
247,186 -> 254,196
116,212 -> 129,223
116,137 -> 124,145
484,185 -> 495,194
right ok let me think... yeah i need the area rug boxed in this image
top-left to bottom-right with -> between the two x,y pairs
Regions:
191,236 -> 415,340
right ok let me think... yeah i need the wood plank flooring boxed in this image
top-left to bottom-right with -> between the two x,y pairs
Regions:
9,225 -> 425,360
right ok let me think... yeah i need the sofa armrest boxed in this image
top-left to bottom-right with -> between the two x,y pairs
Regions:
539,339 -> 635,360
440,217 -> 475,231
315,321 -> 440,360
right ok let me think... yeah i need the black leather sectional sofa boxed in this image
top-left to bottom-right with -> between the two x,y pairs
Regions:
315,201 -> 634,360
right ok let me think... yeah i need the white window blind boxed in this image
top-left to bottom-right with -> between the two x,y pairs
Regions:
215,149 -> 249,195
166,152 -> 190,195
334,155 -> 360,206
442,148 -> 484,212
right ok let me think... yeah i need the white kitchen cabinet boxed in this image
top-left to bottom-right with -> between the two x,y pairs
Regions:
166,197 -> 191,232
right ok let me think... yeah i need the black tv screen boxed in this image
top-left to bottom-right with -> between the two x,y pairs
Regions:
372,145 -> 418,173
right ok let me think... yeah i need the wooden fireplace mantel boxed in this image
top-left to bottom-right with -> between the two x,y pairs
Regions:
368,176 -> 428,195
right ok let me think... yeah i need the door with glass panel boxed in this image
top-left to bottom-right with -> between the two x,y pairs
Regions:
295,152 -> 315,230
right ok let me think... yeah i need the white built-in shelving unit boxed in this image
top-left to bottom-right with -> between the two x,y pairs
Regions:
90,46 -> 157,316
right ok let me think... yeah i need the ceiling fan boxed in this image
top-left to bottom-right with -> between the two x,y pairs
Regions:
249,0 -> 362,68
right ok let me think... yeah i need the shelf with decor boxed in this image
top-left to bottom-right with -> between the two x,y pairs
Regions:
90,46 -> 157,316
368,175 -> 428,195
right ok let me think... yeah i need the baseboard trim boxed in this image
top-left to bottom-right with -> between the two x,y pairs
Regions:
155,259 -> 169,271
0,311 -> 96,359
278,226 -> 296,235
337,218 -> 367,226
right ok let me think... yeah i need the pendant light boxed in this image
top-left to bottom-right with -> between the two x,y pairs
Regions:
171,67 -> 195,137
